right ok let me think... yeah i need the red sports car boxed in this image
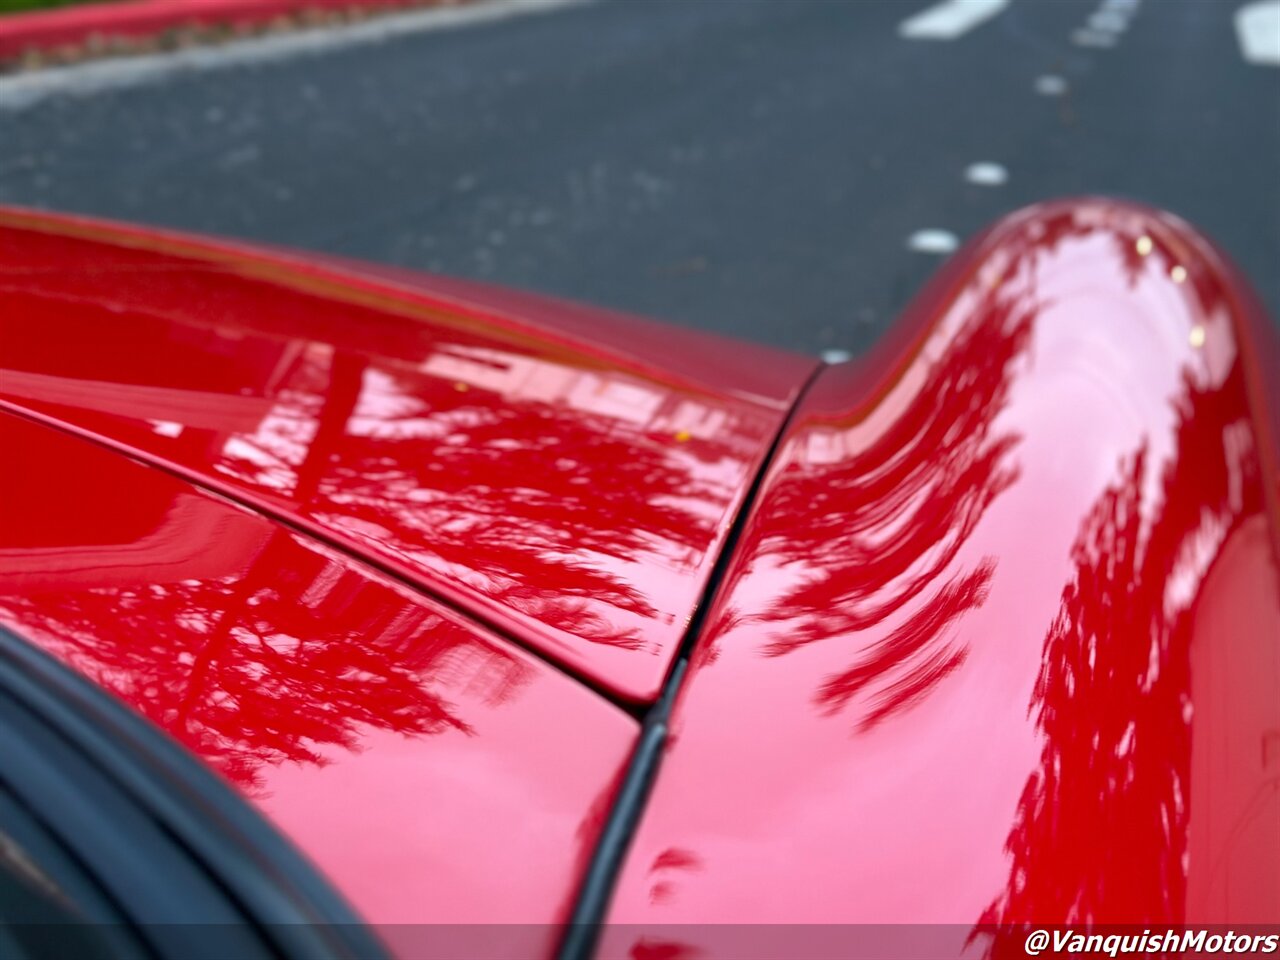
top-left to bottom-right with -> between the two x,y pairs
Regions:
0,199 -> 1276,960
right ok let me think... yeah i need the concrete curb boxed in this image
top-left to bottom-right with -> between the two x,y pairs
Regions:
0,0 -> 442,62
0,0 -> 584,110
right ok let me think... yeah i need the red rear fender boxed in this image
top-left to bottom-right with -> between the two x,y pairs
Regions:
604,200 -> 1280,955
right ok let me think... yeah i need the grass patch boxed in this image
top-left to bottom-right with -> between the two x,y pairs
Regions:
0,0 -> 114,14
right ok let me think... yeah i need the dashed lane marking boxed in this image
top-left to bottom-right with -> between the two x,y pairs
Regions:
1034,74 -> 1068,95
965,162 -> 1008,185
899,0 -> 1012,41
1237,1 -> 1280,66
907,230 -> 960,254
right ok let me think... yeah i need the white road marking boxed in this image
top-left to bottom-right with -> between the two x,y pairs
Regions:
1088,10 -> 1129,32
1236,1 -> 1280,66
821,349 -> 853,364
0,0 -> 590,113
1034,73 -> 1068,95
898,0 -> 1012,40
1072,28 -> 1118,48
964,161 -> 1008,185
908,229 -> 960,254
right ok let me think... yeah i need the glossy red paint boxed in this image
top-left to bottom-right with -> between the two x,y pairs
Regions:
0,409 -> 636,958
602,201 -> 1280,957
0,206 -> 816,705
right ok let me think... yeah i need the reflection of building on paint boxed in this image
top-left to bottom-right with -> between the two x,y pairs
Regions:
419,344 -> 738,443
0,367 -> 271,433
804,420 -> 899,468
0,495 -> 269,592
798,362 -> 934,466
803,428 -> 858,467
197,337 -> 774,500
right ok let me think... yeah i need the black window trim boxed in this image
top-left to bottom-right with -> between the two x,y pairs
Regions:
0,623 -> 391,960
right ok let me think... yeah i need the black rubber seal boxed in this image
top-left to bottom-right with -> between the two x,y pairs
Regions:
556,362 -> 826,960
0,624 -> 391,960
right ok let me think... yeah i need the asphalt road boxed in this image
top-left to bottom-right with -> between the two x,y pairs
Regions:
1,0 -> 1277,357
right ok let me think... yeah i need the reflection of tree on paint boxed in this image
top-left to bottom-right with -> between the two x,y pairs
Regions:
622,848 -> 707,960
214,347 -> 745,650
974,355 -> 1261,953
735,288 -> 1033,730
628,939 -> 702,960
723,211 -> 1138,732
645,847 -> 704,906
818,561 -> 993,729
0,259 -> 769,653
0,527 -> 531,796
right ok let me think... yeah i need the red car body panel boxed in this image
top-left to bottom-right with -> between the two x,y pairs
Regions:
0,207 -> 815,705
2,200 -> 1278,958
0,407 -> 636,959
602,201 -> 1280,957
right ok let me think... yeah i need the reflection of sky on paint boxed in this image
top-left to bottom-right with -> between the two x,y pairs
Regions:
420,344 -> 734,440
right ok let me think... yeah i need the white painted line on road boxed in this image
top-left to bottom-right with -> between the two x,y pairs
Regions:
1236,1 -> 1280,66
964,162 -> 1008,185
1072,28 -> 1118,48
907,230 -> 960,254
1088,10 -> 1129,32
821,349 -> 853,364
1034,74 -> 1068,95
898,0 -> 1012,40
0,0 -> 591,113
